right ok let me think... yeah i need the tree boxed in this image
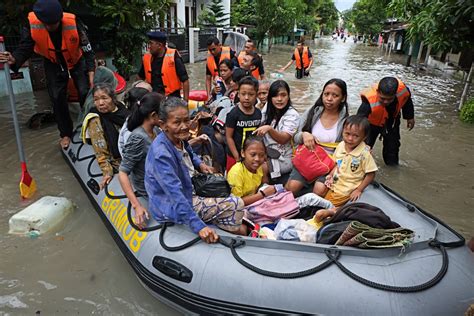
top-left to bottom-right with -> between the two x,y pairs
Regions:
297,0 -> 339,37
389,0 -> 474,52
231,0 -> 255,26
199,0 -> 229,28
343,0 -> 390,36
254,0 -> 306,51
91,0 -> 170,78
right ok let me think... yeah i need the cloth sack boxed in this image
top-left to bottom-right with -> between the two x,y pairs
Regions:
245,191 -> 299,224
274,219 -> 319,243
192,173 -> 231,198
292,144 -> 335,182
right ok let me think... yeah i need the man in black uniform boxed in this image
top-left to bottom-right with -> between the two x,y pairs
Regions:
138,31 -> 189,100
0,0 -> 95,149
357,77 -> 415,166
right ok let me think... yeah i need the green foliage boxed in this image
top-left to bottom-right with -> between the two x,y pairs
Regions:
460,98 -> 474,123
389,0 -> 474,51
231,0 -> 255,26
91,0 -> 170,78
0,1 -> 35,36
344,0 -> 391,36
254,0 -> 305,49
199,0 -> 229,28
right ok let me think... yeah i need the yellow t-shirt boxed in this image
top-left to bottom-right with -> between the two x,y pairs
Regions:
331,141 -> 378,196
227,162 -> 264,197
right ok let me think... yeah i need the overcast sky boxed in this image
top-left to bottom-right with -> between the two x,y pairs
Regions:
334,0 -> 356,11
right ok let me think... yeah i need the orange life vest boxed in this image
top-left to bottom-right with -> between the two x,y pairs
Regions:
143,48 -> 182,95
28,12 -> 83,70
361,79 -> 411,127
294,46 -> 310,69
237,51 -> 261,79
207,46 -> 231,78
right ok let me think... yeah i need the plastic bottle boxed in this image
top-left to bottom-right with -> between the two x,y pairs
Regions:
215,77 -> 225,100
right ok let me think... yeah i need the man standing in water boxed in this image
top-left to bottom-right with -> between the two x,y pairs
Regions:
279,40 -> 313,79
138,31 -> 189,100
205,36 -> 237,100
0,0 -> 95,149
357,76 -> 415,166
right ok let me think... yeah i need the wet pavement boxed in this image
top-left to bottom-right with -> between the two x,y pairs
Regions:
0,37 -> 473,314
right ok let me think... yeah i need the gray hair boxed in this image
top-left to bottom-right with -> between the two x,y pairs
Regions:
92,83 -> 117,103
159,97 -> 188,122
258,79 -> 271,88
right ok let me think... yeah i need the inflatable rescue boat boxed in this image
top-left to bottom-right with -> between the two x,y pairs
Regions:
62,130 -> 474,315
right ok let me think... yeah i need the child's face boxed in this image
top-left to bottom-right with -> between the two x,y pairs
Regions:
257,84 -> 270,104
342,124 -> 365,151
219,64 -> 232,81
160,107 -> 190,145
322,83 -> 345,112
241,142 -> 266,173
238,84 -> 257,109
271,87 -> 289,110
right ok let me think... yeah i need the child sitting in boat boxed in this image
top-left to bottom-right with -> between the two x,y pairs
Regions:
227,136 -> 284,205
314,115 -> 378,219
118,92 -> 164,229
145,97 -> 246,243
225,76 -> 262,171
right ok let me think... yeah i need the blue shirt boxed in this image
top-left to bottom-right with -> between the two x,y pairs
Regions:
145,132 -> 205,234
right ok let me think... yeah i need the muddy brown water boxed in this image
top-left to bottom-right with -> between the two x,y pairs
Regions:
1,37 -> 473,314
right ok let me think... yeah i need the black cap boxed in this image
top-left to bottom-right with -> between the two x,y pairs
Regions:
33,0 -> 63,24
146,31 -> 167,44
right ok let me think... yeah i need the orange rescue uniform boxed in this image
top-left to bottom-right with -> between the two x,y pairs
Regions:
207,46 -> 231,78
143,48 -> 182,95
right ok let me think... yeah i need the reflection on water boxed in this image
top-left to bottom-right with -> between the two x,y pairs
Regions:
0,38 -> 473,314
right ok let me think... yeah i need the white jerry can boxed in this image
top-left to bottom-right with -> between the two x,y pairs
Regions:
8,196 -> 74,235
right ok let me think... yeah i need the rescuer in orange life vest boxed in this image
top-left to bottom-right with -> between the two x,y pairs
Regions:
138,31 -> 189,101
205,36 -> 238,100
357,77 -> 415,166
279,40 -> 313,79
0,0 -> 95,149
237,39 -> 265,80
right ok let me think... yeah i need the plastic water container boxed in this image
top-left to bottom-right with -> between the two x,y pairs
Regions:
271,72 -> 284,79
9,196 -> 74,235
215,77 -> 225,100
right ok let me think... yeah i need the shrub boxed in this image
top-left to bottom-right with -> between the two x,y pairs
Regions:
460,97 -> 474,124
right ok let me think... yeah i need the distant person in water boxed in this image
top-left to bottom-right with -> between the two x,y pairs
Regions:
279,40 -> 313,79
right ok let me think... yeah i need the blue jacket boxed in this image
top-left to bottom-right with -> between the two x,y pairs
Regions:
145,132 -> 205,234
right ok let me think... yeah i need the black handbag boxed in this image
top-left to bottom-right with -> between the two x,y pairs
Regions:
192,173 -> 231,198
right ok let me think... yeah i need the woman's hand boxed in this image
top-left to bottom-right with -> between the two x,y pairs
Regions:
199,227 -> 219,243
254,125 -> 272,137
349,189 -> 362,202
100,174 -> 113,190
200,163 -> 214,174
133,204 -> 150,229
302,132 -> 316,151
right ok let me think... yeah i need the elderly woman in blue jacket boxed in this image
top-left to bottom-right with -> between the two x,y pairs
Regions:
145,97 -> 246,243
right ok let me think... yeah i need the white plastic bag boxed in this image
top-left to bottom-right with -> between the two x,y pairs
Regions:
274,219 -> 319,243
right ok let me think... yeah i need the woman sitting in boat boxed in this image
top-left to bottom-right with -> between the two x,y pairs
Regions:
254,80 -> 300,185
82,83 -> 129,189
145,97 -> 246,243
208,58 -> 233,103
118,85 -> 152,156
285,78 -> 349,195
118,92 -> 164,229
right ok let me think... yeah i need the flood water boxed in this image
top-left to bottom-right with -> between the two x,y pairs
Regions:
1,37 -> 473,314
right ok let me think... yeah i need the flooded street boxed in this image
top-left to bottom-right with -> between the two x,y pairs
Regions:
1,37 -> 473,314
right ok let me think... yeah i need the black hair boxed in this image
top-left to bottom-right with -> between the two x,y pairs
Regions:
127,92 -> 165,131
124,87 -> 149,112
242,135 -> 266,153
231,67 -> 246,83
93,83 -> 117,104
158,96 -> 188,122
206,36 -> 220,46
219,58 -> 233,70
302,78 -> 349,133
378,77 -> 399,96
264,80 -> 292,127
246,39 -> 255,46
246,50 -> 262,68
297,39 -> 305,45
343,115 -> 370,138
238,76 -> 259,92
